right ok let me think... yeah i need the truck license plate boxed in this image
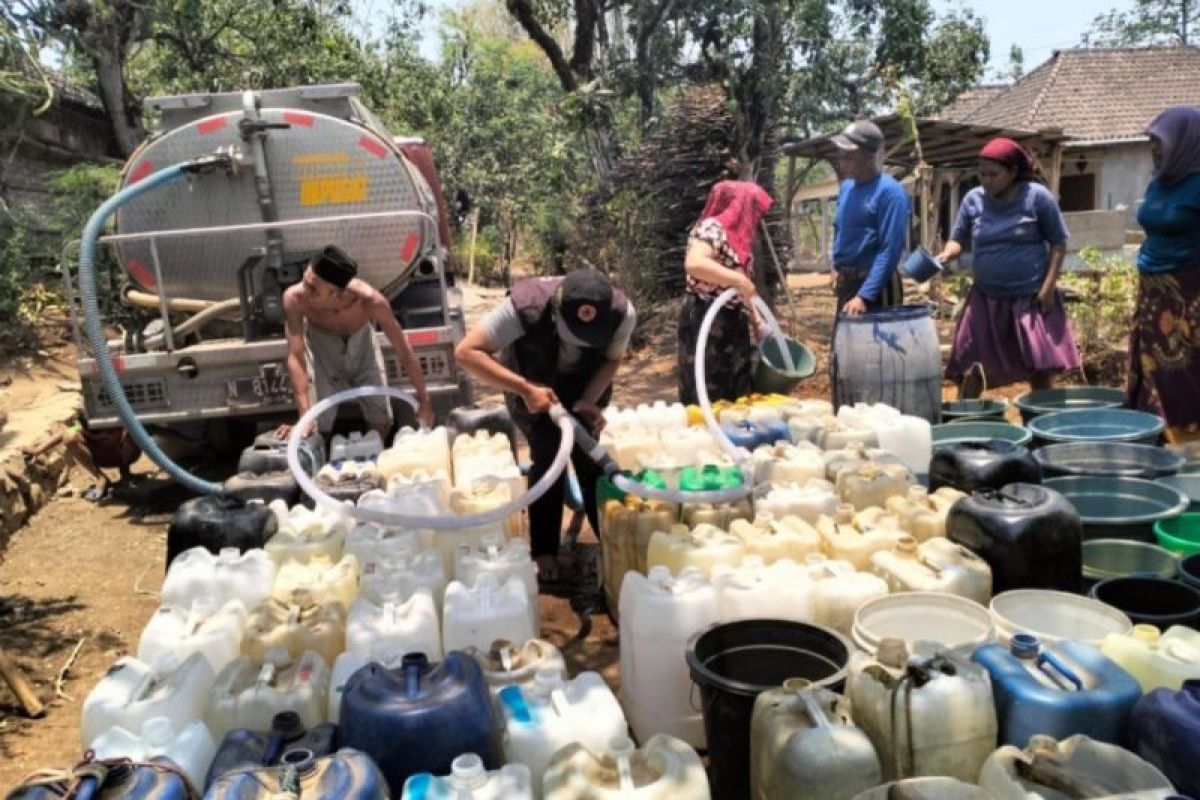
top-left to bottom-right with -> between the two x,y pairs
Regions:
227,364 -> 292,407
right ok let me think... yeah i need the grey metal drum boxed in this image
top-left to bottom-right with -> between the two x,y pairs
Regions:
833,305 -> 942,423
114,87 -> 434,302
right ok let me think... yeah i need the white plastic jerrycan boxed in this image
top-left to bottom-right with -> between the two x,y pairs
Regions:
679,500 -> 753,530
89,716 -> 216,791
978,733 -> 1176,800
138,597 -> 247,675
619,566 -> 720,748
885,486 -> 965,541
162,547 -> 276,611
787,413 -> 837,446
646,524 -> 746,578
316,458 -> 382,486
330,430 -> 385,462
402,754 -> 533,800
359,547 -> 447,609
806,555 -> 890,636
451,428 -> 516,473
344,522 -> 430,565
874,415 -> 932,477
379,425 -> 452,480
817,505 -> 907,570
870,537 -> 993,605
468,639 -> 569,707
837,464 -> 916,510
265,500 -> 350,564
729,515 -> 822,564
846,640 -> 998,782
242,590 -> 345,666
756,480 -> 841,524
346,590 -> 442,661
381,468 -> 454,509
450,478 -> 523,540
443,573 -> 537,653
750,681 -> 881,800
206,647 -> 330,741
818,422 -> 880,452
1101,624 -> 1200,692
456,533 -> 538,605
544,734 -> 710,800
81,652 -> 215,748
660,427 -> 722,470
712,557 -> 816,623
499,669 -> 630,789
752,441 -> 827,486
822,445 -> 905,483
271,553 -> 359,611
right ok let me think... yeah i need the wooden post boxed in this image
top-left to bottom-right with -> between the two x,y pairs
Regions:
466,208 -> 480,286
0,649 -> 45,718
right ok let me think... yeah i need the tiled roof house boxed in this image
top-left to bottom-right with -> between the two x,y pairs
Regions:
941,46 -> 1200,218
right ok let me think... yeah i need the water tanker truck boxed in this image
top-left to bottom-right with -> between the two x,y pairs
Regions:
66,83 -> 471,448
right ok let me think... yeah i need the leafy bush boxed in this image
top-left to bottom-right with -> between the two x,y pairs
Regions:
1060,247 -> 1137,385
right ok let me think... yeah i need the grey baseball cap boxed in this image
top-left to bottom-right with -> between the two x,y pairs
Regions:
832,120 -> 884,153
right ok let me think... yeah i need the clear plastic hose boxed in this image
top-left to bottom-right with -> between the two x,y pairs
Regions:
287,385 -> 575,529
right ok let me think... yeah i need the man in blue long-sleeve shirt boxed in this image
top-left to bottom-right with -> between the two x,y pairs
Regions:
831,120 -> 910,315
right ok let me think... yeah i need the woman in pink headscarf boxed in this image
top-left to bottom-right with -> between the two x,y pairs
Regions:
1126,106 -> 1200,443
936,137 -> 1080,396
677,180 -> 774,404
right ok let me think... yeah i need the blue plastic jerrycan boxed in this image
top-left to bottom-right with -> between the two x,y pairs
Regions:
339,652 -> 499,797
972,634 -> 1142,747
720,421 -> 768,451
1129,678 -> 1200,798
203,748 -> 387,799
205,711 -> 338,789
7,758 -> 192,799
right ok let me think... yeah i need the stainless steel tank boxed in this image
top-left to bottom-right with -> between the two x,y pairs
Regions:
114,84 -> 435,303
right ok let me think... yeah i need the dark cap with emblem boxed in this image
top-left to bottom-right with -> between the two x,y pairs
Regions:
832,120 -> 884,153
557,268 -> 615,348
310,245 -> 358,289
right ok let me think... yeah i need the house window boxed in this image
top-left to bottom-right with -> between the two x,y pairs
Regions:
1059,174 -> 1096,212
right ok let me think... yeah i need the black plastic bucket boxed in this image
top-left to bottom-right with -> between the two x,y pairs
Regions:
1090,576 -> 1200,628
686,619 -> 851,800
1181,553 -> 1200,592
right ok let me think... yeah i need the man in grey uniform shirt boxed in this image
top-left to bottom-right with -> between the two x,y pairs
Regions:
455,269 -> 636,582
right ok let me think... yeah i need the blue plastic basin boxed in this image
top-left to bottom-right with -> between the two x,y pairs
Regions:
1043,476 -> 1189,542
1158,474 -> 1200,512
1027,409 -> 1165,447
1014,386 -> 1125,425
931,421 -> 1032,449
1033,442 -> 1184,479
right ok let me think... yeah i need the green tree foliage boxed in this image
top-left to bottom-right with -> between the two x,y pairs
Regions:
1086,0 -> 1198,47
431,13 -> 588,278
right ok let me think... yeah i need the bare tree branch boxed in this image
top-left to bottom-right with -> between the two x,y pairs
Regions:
505,0 -> 577,91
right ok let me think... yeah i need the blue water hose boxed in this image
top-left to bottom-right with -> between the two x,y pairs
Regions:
78,160 -> 226,495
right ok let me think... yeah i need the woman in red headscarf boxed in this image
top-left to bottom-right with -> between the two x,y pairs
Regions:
935,138 -> 1080,396
677,180 -> 774,404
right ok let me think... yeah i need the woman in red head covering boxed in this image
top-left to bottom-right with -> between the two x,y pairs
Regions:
677,180 -> 774,404
935,138 -> 1080,396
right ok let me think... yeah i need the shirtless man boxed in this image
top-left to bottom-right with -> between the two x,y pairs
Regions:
278,245 -> 434,439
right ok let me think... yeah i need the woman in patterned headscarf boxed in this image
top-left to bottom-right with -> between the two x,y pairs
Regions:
677,180 -> 774,404
1126,106 -> 1200,443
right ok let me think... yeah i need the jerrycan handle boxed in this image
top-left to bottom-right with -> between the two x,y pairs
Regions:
1037,650 -> 1083,692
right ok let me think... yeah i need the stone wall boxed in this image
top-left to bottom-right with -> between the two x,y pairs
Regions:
0,448 -> 69,549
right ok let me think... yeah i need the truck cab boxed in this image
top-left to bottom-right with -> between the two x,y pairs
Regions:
68,84 -> 471,445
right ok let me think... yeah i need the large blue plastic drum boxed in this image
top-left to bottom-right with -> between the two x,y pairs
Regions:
832,305 -> 942,423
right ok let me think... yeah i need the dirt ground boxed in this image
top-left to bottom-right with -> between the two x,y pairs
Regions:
0,275 -> 1046,789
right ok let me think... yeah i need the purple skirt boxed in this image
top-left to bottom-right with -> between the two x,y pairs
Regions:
946,287 -> 1081,387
